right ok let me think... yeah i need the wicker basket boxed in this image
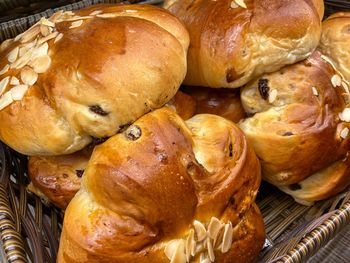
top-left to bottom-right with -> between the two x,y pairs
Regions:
0,0 -> 350,262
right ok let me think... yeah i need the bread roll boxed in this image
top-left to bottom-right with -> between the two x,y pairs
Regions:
57,107 -> 264,263
320,12 -> 350,83
164,0 -> 324,88
28,148 -> 92,209
183,87 -> 245,123
166,91 -> 197,120
0,4 -> 189,155
240,50 -> 350,188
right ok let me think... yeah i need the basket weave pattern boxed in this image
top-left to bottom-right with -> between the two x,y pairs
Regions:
0,1 -> 350,263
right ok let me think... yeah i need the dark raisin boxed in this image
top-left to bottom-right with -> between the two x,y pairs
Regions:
76,170 -> 84,178
258,78 -> 269,100
228,143 -> 233,158
289,184 -> 302,191
89,105 -> 109,116
125,125 -> 142,141
92,137 -> 108,145
283,132 -> 294,136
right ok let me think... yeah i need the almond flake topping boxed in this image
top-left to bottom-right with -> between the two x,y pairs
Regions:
0,39 -> 13,52
230,1 -> 239,8
90,10 -> 103,16
30,55 -> 51,74
312,87 -> 318,96
11,84 -> 28,100
20,66 -> 38,86
331,74 -> 342,88
268,89 -> 278,103
10,76 -> 20,86
7,47 -> 19,63
340,127 -> 349,139
234,0 -> 247,8
69,20 -> 83,29
0,77 -> 10,95
193,220 -> 207,242
54,33 -> 64,43
0,64 -> 9,75
339,108 -> 350,122
97,13 -> 118,18
0,92 -> 13,110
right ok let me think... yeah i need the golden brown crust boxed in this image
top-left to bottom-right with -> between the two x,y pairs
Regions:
183,87 -> 245,123
57,107 -> 263,263
319,12 -> 350,83
240,50 -> 350,186
28,148 -> 92,209
164,0 -> 323,88
166,91 -> 197,120
279,157 -> 350,205
0,4 -> 189,155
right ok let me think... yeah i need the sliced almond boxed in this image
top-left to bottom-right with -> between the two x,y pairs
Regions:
40,24 -> 53,37
193,220 -> 207,242
221,222 -> 233,253
20,66 -> 38,86
331,74 -> 342,88
200,253 -> 211,263
32,42 -> 49,58
125,10 -> 137,13
0,91 -> 13,110
165,239 -> 181,260
230,1 -> 239,8
90,10 -> 103,16
0,39 -> 13,52
206,238 -> 215,262
0,64 -> 9,75
7,47 -> 19,63
49,10 -> 63,23
10,76 -> 20,86
312,87 -> 318,97
339,108 -> 350,122
54,33 -> 64,44
20,25 -> 41,43
64,16 -> 93,22
10,84 -> 28,100
97,13 -> 118,18
30,55 -> 51,73
170,239 -> 186,263
340,127 -> 349,140
342,81 -> 350,94
40,17 -> 55,28
11,49 -> 33,70
208,217 -> 224,242
268,89 -> 278,103
0,77 -> 10,95
37,31 -> 58,45
235,0 -> 247,8
69,20 -> 83,29
195,242 -> 205,254
185,229 -> 196,262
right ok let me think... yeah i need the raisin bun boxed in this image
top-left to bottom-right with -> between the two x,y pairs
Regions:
183,87 -> 245,123
28,148 -> 92,209
320,12 -> 350,83
240,50 -> 350,204
27,98 -> 196,210
57,107 -> 264,263
164,0 -> 324,88
0,4 -> 189,156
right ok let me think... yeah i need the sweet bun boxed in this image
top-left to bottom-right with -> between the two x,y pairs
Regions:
183,87 -> 245,123
57,107 -> 264,263
166,90 -> 196,120
0,4 -> 189,155
164,0 -> 324,88
28,148 -> 92,209
240,50 -> 350,189
320,12 -> 350,83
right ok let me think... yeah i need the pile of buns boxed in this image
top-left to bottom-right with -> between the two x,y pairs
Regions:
0,0 -> 349,262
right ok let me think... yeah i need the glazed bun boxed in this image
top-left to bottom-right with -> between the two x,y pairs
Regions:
28,148 -> 92,209
320,12 -> 350,83
58,107 -> 264,263
183,87 -> 245,123
0,4 -> 189,156
166,91 -> 197,120
164,0 -> 324,88
239,50 -> 350,203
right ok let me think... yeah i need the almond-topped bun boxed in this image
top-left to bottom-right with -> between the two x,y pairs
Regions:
164,0 -> 324,88
0,4 -> 189,156
28,148 -> 92,209
320,12 -> 350,83
57,107 -> 264,263
183,87 -> 246,123
239,50 -> 350,203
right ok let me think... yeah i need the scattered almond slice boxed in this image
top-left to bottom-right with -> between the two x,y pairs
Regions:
193,220 -> 207,242
10,84 -> 28,100
331,74 -> 342,87
221,222 -> 233,253
69,20 -> 83,29
37,31 -> 58,45
268,89 -> 278,103
185,229 -> 196,262
165,239 -> 181,260
7,47 -> 19,63
235,0 -> 247,8
54,33 -> 64,43
0,91 -> 13,110
340,127 -> 349,140
40,17 -> 55,27
312,87 -> 318,96
97,13 -> 118,18
10,76 -> 20,86
90,10 -> 103,16
208,217 -> 224,241
0,39 -> 13,52
30,55 -> 51,73
339,108 -> 350,122
170,239 -> 186,263
21,66 -> 38,86
0,64 -> 9,75
49,10 -> 64,23
11,49 -> 33,70
342,81 -> 350,94
40,24 -> 53,37
0,77 -> 10,95
32,42 -> 49,59
206,238 -> 215,262
20,25 -> 41,43
230,1 -> 239,8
